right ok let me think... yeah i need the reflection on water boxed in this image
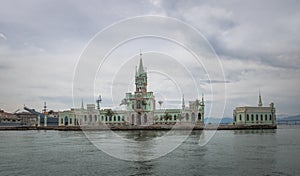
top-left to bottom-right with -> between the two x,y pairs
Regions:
85,130 -> 196,161
233,129 -> 277,135
0,128 -> 299,176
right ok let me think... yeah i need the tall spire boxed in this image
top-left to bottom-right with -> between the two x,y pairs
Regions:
182,94 -> 185,110
201,93 -> 204,106
81,98 -> 84,109
258,90 -> 263,107
137,50 -> 145,75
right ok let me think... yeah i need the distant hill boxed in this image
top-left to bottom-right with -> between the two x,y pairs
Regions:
204,117 -> 233,124
277,115 -> 300,121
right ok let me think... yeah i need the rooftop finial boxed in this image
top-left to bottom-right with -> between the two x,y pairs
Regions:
81,98 -> 84,109
140,49 -> 142,58
182,94 -> 185,110
258,89 -> 263,107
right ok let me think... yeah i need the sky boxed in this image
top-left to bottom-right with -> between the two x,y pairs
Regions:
0,0 -> 299,118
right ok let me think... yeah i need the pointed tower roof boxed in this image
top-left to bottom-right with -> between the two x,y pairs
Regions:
182,94 -> 185,110
137,51 -> 145,75
258,90 -> 263,107
81,99 -> 84,109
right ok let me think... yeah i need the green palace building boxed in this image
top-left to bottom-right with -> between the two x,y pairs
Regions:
59,55 -> 205,127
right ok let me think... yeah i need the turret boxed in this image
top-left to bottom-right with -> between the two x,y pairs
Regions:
258,90 -> 263,107
135,51 -> 147,93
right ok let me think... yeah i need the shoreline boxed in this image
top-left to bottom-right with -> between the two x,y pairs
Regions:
0,124 -> 277,131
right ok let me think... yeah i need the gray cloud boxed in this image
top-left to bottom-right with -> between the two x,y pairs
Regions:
0,0 -> 299,117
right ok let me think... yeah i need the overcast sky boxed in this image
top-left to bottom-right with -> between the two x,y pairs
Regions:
0,0 -> 299,117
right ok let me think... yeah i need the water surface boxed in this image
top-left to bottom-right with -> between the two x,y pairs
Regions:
0,127 -> 299,176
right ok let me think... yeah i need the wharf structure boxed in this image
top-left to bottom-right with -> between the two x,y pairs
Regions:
59,54 -> 205,128
233,91 -> 276,127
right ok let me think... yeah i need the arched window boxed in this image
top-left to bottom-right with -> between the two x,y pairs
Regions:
186,113 -> 189,121
265,114 -> 268,121
260,114 -> 263,121
144,114 -> 147,124
131,114 -> 134,125
94,115 -> 97,122
105,116 -> 108,122
247,114 -> 249,121
174,115 -> 177,121
251,114 -> 254,121
64,116 -> 68,126
84,115 -> 87,122
122,116 -> 124,121
101,116 -> 104,121
137,100 -> 141,109
113,116 -> 116,121
256,114 -> 258,121
198,113 -> 201,120
118,116 -> 120,121
70,118 -> 72,124
269,114 -> 272,121
239,114 -> 242,121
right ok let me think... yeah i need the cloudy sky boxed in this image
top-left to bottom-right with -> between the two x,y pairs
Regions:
0,0 -> 299,118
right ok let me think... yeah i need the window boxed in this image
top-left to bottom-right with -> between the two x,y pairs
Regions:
84,115 -> 87,122
137,100 -> 141,109
265,114 -> 267,121
122,116 -> 124,121
174,115 -> 177,121
247,114 -> 249,121
186,113 -> 189,121
261,115 -> 263,121
144,114 -> 147,124
251,114 -> 254,121
239,114 -> 242,121
256,114 -> 258,121
131,114 -> 134,125
198,113 -> 201,120
105,116 -> 108,121
113,116 -> 116,121
118,116 -> 120,121
109,116 -> 112,121
269,114 -> 272,121
94,115 -> 97,122
101,116 -> 104,121
61,118 -> 63,124
89,115 -> 92,122
70,118 -> 72,124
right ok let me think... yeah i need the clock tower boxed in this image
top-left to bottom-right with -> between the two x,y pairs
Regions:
135,52 -> 147,94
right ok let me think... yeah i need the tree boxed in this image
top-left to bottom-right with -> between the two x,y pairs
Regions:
105,109 -> 114,118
